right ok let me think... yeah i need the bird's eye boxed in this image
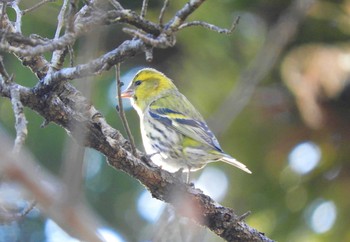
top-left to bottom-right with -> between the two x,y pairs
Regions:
134,80 -> 142,86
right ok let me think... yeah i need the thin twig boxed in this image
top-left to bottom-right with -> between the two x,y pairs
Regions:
68,44 -> 74,67
22,0 -> 55,15
20,200 -> 37,218
50,0 -> 69,71
165,0 -> 206,31
159,0 -> 169,26
54,0 -> 69,39
140,0 -> 149,19
115,63 -> 137,156
0,1 -> 7,23
10,85 -> 28,154
108,0 -> 123,10
0,199 -> 37,223
178,16 -> 240,34
0,56 -> 10,82
0,75 -> 4,86
144,45 -> 153,62
66,0 -> 78,33
11,0 -> 22,33
123,28 -> 175,48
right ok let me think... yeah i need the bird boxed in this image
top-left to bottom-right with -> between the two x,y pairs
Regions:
120,68 -> 251,180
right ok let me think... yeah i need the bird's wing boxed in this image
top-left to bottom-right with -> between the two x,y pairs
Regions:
148,93 -> 223,152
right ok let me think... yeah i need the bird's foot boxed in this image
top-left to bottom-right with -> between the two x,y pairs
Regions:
174,168 -> 193,185
140,153 -> 159,168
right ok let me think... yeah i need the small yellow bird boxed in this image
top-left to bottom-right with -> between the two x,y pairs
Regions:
121,68 -> 251,176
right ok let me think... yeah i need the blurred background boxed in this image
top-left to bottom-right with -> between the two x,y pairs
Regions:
1,0 -> 350,241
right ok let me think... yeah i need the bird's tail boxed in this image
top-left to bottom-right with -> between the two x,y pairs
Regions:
220,155 -> 252,174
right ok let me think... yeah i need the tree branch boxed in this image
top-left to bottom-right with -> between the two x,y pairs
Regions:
0,79 -> 274,241
0,133 -> 105,242
115,63 -> 137,156
0,0 -> 276,241
158,0 -> 169,26
10,85 -> 28,154
22,0 -> 56,15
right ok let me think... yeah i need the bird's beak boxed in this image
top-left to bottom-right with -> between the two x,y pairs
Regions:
120,87 -> 134,98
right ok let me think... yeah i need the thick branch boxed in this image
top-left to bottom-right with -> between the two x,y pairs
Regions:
0,81 -> 274,242
0,134 -> 105,242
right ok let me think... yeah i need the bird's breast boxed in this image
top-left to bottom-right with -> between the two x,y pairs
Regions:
141,114 -> 180,154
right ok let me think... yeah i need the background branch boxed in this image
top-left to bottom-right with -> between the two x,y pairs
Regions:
0,133 -> 105,242
209,0 -> 316,133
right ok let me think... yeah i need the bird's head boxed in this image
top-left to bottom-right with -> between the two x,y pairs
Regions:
121,68 -> 177,111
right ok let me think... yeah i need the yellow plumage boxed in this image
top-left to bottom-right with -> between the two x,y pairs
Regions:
121,68 -> 251,175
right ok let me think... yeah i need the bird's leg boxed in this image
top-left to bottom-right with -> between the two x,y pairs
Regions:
175,168 -> 193,185
174,168 -> 184,180
140,152 -> 160,168
186,166 -> 192,184
148,151 -> 160,158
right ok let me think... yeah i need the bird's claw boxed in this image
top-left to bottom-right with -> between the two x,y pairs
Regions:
140,154 -> 158,168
